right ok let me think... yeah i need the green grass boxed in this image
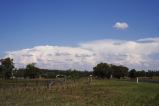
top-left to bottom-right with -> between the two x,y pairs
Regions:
0,79 -> 159,106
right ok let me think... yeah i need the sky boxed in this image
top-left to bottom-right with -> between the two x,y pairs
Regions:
0,0 -> 159,71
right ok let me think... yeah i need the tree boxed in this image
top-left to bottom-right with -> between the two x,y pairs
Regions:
14,68 -> 25,78
0,57 -> 14,79
137,70 -> 146,77
93,63 -> 111,79
111,65 -> 128,79
128,69 -> 137,78
66,69 -> 80,82
0,65 -> 2,78
146,70 -> 153,78
24,63 -> 40,79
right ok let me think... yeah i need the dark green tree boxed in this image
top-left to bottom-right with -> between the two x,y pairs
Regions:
14,68 -> 25,78
146,70 -> 153,78
93,63 -> 111,79
111,65 -> 128,79
0,57 -> 14,79
128,69 -> 137,78
24,63 -> 40,79
66,69 -> 80,82
0,65 -> 2,78
137,70 -> 146,77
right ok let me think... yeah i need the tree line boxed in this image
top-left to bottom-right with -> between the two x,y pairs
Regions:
0,57 -> 159,80
93,63 -> 159,79
0,57 -> 91,79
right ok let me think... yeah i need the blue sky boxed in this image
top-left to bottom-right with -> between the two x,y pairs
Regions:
1,0 -> 159,70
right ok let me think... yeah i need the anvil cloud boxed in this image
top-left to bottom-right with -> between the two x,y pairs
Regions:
5,37 -> 159,71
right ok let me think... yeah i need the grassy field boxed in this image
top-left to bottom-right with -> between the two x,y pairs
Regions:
0,79 -> 159,106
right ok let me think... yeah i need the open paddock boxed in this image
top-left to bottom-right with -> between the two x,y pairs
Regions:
0,79 -> 159,106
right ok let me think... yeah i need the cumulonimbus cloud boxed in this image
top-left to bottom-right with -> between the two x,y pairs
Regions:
113,22 -> 128,30
5,37 -> 159,71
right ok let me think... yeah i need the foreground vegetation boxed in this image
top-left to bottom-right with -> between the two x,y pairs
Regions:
0,79 -> 159,106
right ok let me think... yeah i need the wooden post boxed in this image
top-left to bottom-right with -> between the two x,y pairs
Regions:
137,77 -> 138,84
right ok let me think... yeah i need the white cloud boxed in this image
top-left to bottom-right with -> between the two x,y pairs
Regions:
5,37 -> 159,71
6,45 -> 96,71
113,22 -> 128,30
137,37 -> 159,42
